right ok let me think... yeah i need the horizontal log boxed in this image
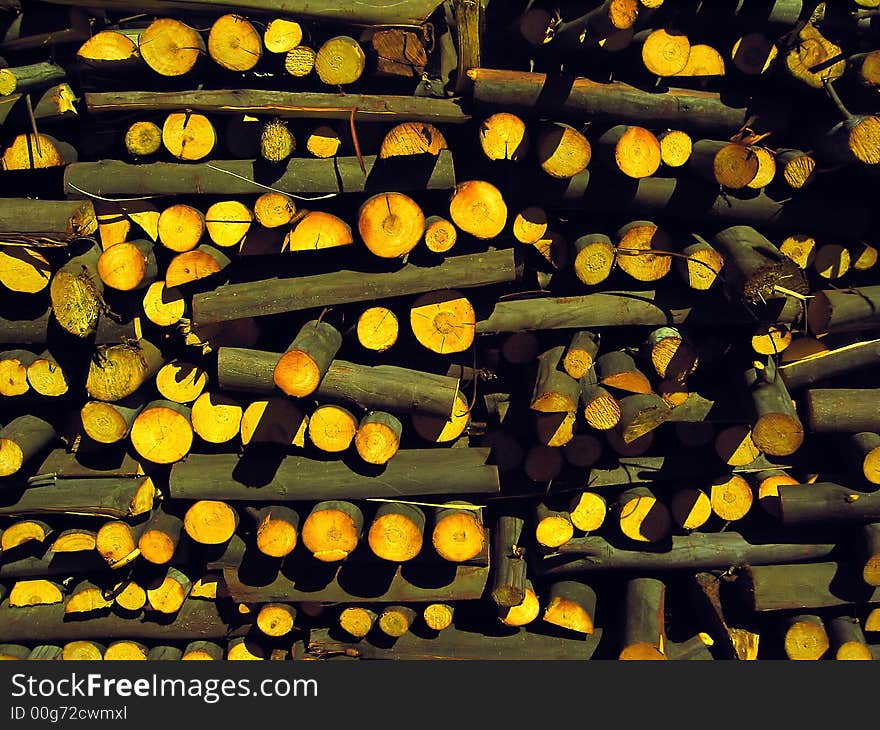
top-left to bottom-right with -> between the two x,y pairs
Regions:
805,389 -> 880,432
193,248 -> 518,327
0,84 -> 78,130
169,450 -> 499,501
0,307 -> 140,346
41,0 -> 443,24
475,290 -> 800,334
779,340 -> 880,390
778,482 -> 880,525
86,90 -> 469,124
63,152 -> 455,198
221,562 -> 488,604
0,199 -> 96,243
0,598 -> 237,641
0,477 -> 153,519
739,562 -> 880,612
520,169 -> 873,238
0,547 -> 111,579
469,68 -> 789,134
303,626 -> 603,660
217,348 -> 461,417
33,449 -> 142,480
536,531 -> 839,575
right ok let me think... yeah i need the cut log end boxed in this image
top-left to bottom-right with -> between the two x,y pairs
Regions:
257,604 -> 297,637
499,586 -> 540,627
139,18 -> 203,77
183,500 -> 237,545
410,292 -> 475,355
301,504 -> 361,562
368,507 -> 424,562
710,474 -> 753,521
131,404 -> 192,465
208,14 -> 262,72
784,618 -> 829,661
479,112 -> 530,161
619,491 -> 671,542
358,192 -> 424,259
448,180 -> 507,240
339,607 -> 376,638
432,510 -> 484,562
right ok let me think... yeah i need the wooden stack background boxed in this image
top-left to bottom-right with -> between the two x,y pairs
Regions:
0,0 -> 879,661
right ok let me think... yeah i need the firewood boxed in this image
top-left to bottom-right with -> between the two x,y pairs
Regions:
536,122 -> 592,179
217,347 -> 462,417
781,336 -> 828,363
478,112 -> 529,162
138,18 -> 204,77
26,350 -> 69,398
259,118 -> 294,163
619,577 -> 666,659
284,210 -> 351,252
490,512 -> 526,608
138,508 -> 183,565
77,30 -> 140,72
535,501 -> 574,548
0,84 -> 77,130
96,519 -> 142,568
158,204 -> 204,252
0,246 -> 50,295
123,121 -> 161,157
813,243 -> 851,280
543,580 -> 597,635
369,28 -> 426,78
409,291 -> 475,355
784,22 -> 845,89
155,361 -> 208,404
97,239 -> 157,291
161,111 -> 217,161
165,245 -> 227,288
0,415 -> 56,477
689,139 -> 759,189
149,646 -> 183,661
80,394 -> 145,444
849,433 -> 880,485
252,505 -> 299,558
306,404 -> 357,453
355,411 -> 402,465
709,474 -> 754,521
205,200 -> 252,248
657,129 -> 692,167
183,499 -> 238,545
0,349 -> 34,396
142,282 -> 185,326
315,36 -> 365,86
448,180 -> 507,240
62,641 -> 104,661
617,487 -> 671,542
0,476 -> 155,520
65,152 -> 457,197
669,488 -> 712,530
50,528 -> 96,553
182,641 -> 223,660
731,31 -> 778,75
859,523 -> 880,586
301,501 -> 363,562
49,242 -> 102,339
596,350 -> 652,394
499,580 -> 540,627
777,149 -> 817,189
779,340 -> 880,389
597,125 -> 661,178
568,491 -> 607,532
616,393 -> 670,443
368,502 -> 425,562
86,339 -> 164,402
615,220 -> 672,282
0,519 -> 50,552
418,603 -> 452,631
752,469 -> 798,517
284,45 -> 315,76
113,580 -> 147,613
778,481 -> 880,527
358,192 -> 424,259
808,286 -> 880,335
524,444 -> 564,482
379,122 -> 449,158
531,346 -> 581,413
263,19 -> 302,54
829,616 -> 873,660
378,605 -> 416,637
851,242 -> 878,271
9,579 -> 63,607
744,358 -> 803,456
256,603 -> 296,637
0,645 -> 32,660
738,562 -> 880,611
208,14 -> 261,71
431,503 -> 484,563
253,193 -> 294,228
571,233 -> 614,286
145,567 -> 192,614
581,378 -> 621,430
274,319 -> 342,398
806,389 -> 880,432
642,326 -> 698,380
339,606 -> 377,638
240,398 -> 307,447
27,644 -> 64,660
751,324 -> 791,356
305,125 -> 341,158
191,392 -> 242,444
563,433 -> 603,468
65,581 -> 112,615
0,61 -> 65,97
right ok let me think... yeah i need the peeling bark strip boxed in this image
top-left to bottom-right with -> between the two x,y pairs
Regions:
193,248 -> 518,326
169,449 -> 499,501
85,90 -> 469,124
468,68 -> 790,134
64,152 -> 456,198
41,0 -> 444,25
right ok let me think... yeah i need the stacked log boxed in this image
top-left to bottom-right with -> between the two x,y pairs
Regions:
0,0 -> 879,663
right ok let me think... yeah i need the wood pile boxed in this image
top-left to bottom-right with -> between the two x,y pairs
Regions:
0,0 -> 880,661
